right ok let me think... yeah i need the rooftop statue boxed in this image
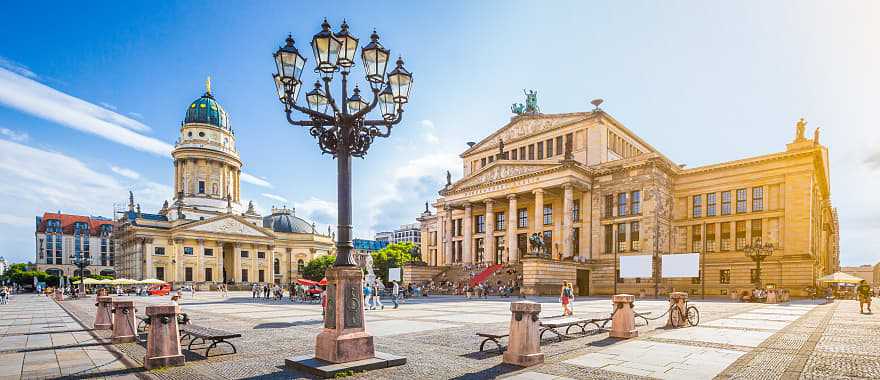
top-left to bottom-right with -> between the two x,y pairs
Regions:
511,89 -> 540,115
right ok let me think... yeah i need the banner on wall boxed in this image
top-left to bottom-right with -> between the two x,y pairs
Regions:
619,255 -> 653,278
388,267 -> 402,282
661,253 -> 700,278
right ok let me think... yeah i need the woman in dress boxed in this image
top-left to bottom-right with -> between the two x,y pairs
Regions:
560,281 -> 574,316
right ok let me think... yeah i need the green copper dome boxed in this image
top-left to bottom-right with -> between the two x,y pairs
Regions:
184,92 -> 232,131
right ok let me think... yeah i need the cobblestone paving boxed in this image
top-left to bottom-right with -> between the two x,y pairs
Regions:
30,293 -> 880,379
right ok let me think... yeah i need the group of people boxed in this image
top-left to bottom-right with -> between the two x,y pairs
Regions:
361,278 -> 402,310
0,285 -> 12,304
251,283 -> 285,301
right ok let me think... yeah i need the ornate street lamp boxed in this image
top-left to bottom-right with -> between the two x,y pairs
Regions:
272,19 -> 411,368
70,253 -> 91,296
743,238 -> 774,288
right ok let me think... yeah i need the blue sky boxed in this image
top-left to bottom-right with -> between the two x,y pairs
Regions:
0,1 -> 878,266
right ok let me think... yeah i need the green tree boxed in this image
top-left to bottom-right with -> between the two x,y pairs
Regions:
303,255 -> 337,281
371,242 -> 416,281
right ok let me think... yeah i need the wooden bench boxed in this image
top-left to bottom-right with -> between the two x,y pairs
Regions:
179,324 -> 241,357
539,316 -> 607,342
475,332 -> 508,353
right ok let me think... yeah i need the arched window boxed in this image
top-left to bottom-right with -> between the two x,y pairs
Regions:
297,259 -> 304,274
274,258 -> 281,275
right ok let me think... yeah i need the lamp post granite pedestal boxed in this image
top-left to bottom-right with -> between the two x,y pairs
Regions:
503,301 -> 544,367
111,300 -> 137,343
610,294 -> 638,339
144,305 -> 185,370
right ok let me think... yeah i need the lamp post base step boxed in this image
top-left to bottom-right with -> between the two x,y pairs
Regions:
285,352 -> 405,379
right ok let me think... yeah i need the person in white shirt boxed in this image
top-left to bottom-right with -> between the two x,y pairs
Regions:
391,281 -> 400,309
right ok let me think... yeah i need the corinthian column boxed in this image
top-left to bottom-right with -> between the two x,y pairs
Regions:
484,199 -> 495,264
463,202 -> 473,264
563,184 -> 574,259
507,194 -> 518,263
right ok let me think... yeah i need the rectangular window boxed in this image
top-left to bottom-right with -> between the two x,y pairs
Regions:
736,221 -> 747,250
205,267 -> 213,282
720,269 -> 730,284
481,158 -> 486,167
546,139 -> 553,157
721,223 -> 731,251
750,268 -> 759,283
154,247 -> 166,256
475,238 -> 484,262
204,248 -> 213,256
241,250 -> 249,258
556,136 -> 564,156
617,223 -> 627,252
707,193 -> 717,217
752,187 -> 764,211
573,227 -> 580,255
565,133 -> 573,154
185,267 -> 193,282
511,149 -> 518,160
631,191 -> 641,215
751,219 -> 762,244
543,204 -> 552,225
257,251 -> 265,259
604,225 -> 613,254
630,222 -> 640,251
618,193 -> 628,216
706,223 -> 716,252
605,194 -> 614,218
528,144 -> 535,160
155,267 -> 165,281
721,191 -> 732,215
519,147 -> 526,160
572,201 -> 580,221
537,141 -> 544,159
241,269 -> 249,282
692,225 -> 702,252
692,195 -> 702,218
198,180 -> 205,194
616,269 -> 623,283
542,230 -> 552,255
496,212 -> 505,231
476,215 -> 485,233
184,247 -> 194,255
488,155 -> 494,163
517,208 -> 528,228
259,269 -> 265,283
736,188 -> 747,213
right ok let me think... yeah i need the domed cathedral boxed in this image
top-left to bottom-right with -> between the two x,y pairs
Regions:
114,79 -> 335,289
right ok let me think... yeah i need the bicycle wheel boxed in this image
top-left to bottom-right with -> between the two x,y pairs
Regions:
686,306 -> 700,326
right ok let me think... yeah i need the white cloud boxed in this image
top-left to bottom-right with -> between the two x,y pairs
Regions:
0,213 -> 32,227
99,102 -> 117,111
261,193 -> 289,203
241,172 -> 273,188
421,119 -> 440,144
110,165 -> 141,180
295,197 -> 338,224
128,112 -> 144,120
0,56 -> 37,79
0,67 -> 168,157
0,127 -> 29,142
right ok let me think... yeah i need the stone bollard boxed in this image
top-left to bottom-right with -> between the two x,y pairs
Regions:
54,288 -> 64,301
111,300 -> 137,343
94,296 -> 114,330
97,288 -> 109,297
144,305 -> 185,369
503,301 -> 544,367
666,291 -> 689,328
766,289 -> 778,304
610,294 -> 638,339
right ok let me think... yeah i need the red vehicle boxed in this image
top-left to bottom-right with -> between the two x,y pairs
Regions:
147,283 -> 171,296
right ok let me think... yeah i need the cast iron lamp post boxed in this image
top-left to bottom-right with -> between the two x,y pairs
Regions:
272,19 -> 411,366
71,253 -> 91,295
743,238 -> 774,289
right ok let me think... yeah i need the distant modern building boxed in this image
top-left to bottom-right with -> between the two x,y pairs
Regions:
0,256 -> 8,276
392,223 -> 421,245
34,212 -> 117,278
374,231 -> 393,243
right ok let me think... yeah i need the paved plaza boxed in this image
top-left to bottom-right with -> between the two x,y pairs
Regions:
2,293 -> 879,379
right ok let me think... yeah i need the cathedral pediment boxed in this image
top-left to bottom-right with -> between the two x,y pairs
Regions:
447,161 -> 558,192
175,214 -> 273,238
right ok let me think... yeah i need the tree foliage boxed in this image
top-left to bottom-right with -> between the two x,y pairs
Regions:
0,263 -> 115,288
303,255 -> 336,281
371,242 -> 416,281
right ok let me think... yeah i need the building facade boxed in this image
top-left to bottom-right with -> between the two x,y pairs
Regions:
374,231 -> 393,243
391,223 -> 421,245
113,83 -> 334,287
34,213 -> 117,277
419,106 -> 838,296
0,256 -> 9,276
841,264 -> 880,287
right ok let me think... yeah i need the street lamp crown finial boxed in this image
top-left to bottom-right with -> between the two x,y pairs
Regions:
321,18 -> 331,30
370,30 -> 380,41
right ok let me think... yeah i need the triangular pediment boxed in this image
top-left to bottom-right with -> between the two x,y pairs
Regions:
461,113 -> 591,157
448,161 -> 559,191
176,214 -> 274,238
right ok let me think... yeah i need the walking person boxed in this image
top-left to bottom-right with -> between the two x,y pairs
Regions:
858,280 -> 873,314
373,279 -> 385,310
391,280 -> 400,309
364,283 -> 373,310
190,284 -> 196,298
560,281 -> 574,316
252,283 -> 259,299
